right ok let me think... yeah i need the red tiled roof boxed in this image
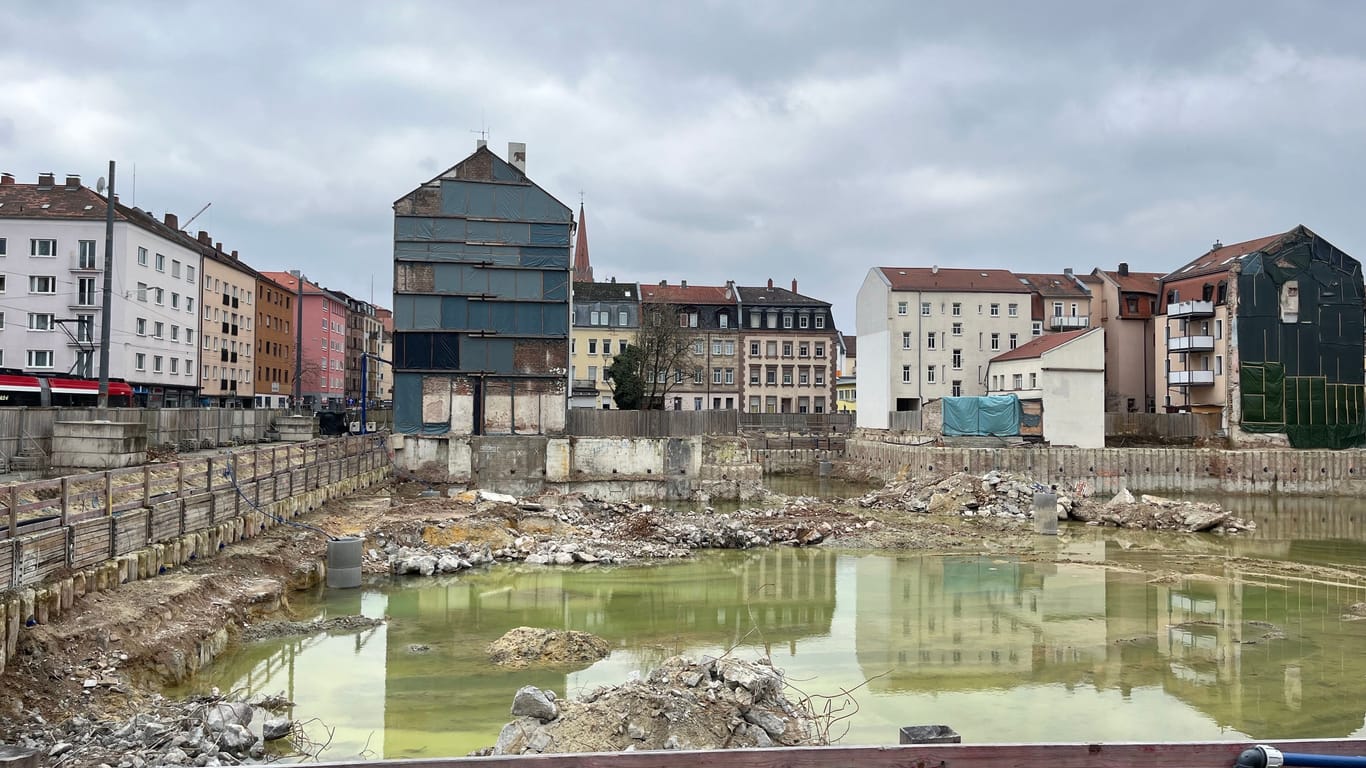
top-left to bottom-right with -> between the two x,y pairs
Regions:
878,267 -> 1032,294
843,335 -> 856,357
640,283 -> 734,305
0,180 -> 120,221
1016,273 -> 1089,298
1161,231 -> 1290,282
990,328 -> 1093,363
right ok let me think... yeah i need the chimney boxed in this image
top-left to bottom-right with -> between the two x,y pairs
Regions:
37,172 -> 55,188
231,250 -> 238,261
610,276 -> 616,283
1064,268 -> 1073,278
508,142 -> 527,172
215,242 -> 222,252
931,264 -> 939,274
767,278 -> 773,289
64,174 -> 81,190
1118,262 -> 1130,277
0,172 -> 14,185
476,139 -> 487,149
1212,240 -> 1222,251
791,278 -> 798,293
680,280 -> 687,288
659,280 -> 666,287
163,212 -> 178,230
197,230 -> 211,245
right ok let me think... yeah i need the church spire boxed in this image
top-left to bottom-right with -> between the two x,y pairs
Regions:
573,200 -> 593,282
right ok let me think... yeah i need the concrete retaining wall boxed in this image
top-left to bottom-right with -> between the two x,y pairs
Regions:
846,437 -> 1366,497
51,421 -> 149,469
753,448 -> 841,475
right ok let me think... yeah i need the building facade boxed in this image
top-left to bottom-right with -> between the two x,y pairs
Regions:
836,334 -> 857,413
1084,264 -> 1163,413
639,281 -> 741,411
392,143 -> 572,434
337,292 -> 382,406
737,280 -> 838,414
1017,271 -> 1092,337
570,279 -> 640,409
0,173 -> 202,405
197,239 -> 257,408
262,271 -> 348,409
986,327 -> 1105,448
1156,226 -> 1365,448
374,307 -> 393,405
856,267 -> 1034,430
254,273 -> 294,409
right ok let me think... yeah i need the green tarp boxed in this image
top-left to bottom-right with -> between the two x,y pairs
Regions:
942,395 -> 1022,437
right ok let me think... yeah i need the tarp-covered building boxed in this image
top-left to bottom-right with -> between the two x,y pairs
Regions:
1157,225 -> 1365,448
391,143 -> 572,435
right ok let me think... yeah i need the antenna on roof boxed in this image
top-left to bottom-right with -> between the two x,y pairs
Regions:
470,112 -> 491,148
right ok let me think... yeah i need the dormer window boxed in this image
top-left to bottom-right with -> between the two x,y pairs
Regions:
718,312 -> 729,328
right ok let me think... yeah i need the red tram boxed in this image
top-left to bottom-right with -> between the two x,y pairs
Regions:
0,370 -> 134,407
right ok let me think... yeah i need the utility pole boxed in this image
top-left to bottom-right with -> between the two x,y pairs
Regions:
97,161 -> 116,407
292,270 -> 305,415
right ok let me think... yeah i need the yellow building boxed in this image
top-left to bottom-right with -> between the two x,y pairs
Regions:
570,280 -> 640,408
837,334 -> 857,412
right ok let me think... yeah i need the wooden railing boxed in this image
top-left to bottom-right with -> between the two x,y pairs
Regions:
0,435 -> 389,591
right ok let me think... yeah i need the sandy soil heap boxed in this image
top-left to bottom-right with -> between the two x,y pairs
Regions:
487,627 -> 611,669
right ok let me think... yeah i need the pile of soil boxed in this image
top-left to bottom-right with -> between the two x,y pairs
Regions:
486,655 -> 820,755
241,615 -> 383,643
487,627 -> 610,669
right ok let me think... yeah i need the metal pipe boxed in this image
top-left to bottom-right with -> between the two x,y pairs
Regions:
1238,745 -> 1366,768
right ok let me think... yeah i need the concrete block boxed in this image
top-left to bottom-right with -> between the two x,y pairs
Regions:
34,589 -> 50,624
50,420 -> 149,470
60,578 -> 74,611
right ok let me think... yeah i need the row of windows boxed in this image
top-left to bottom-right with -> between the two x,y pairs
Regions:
134,318 -> 195,344
747,395 -> 827,414
991,372 -> 1038,391
136,354 -> 196,375
138,247 -> 196,283
584,309 -> 630,326
906,331 -> 1021,352
748,340 -> 827,358
898,300 -> 1023,318
656,309 -> 830,331
748,365 -> 827,387
203,276 -> 252,304
198,364 -> 249,380
903,358 -> 966,380
134,282 -> 196,313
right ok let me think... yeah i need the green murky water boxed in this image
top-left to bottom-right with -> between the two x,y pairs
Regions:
176,491 -> 1366,761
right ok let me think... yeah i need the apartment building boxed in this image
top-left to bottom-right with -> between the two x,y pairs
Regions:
1016,271 -> 1092,336
837,334 -> 857,413
374,307 -> 394,405
196,238 -> 257,408
335,291 -> 382,405
856,267 -> 1034,429
1156,226 -> 1365,448
736,279 -> 838,414
261,271 -> 348,409
570,279 -> 639,409
1082,263 -> 1163,413
254,273 -> 294,409
986,327 -> 1105,448
639,281 -> 740,410
0,173 -> 202,406
392,142 -> 571,434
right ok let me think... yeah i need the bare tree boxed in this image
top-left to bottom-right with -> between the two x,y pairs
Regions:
635,303 -> 696,409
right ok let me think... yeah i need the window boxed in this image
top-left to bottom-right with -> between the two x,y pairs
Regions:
0,312 -> 4,329
171,325 -> 180,342
783,341 -> 793,357
713,368 -> 722,384
29,275 -> 56,294
154,287 -> 164,305
724,368 -> 734,385
0,275 -> 4,292
712,340 -> 722,355
692,339 -> 704,355
28,313 -> 55,330
1215,319 -> 1222,339
926,332 -> 937,350
153,355 -> 163,373
990,333 -> 1000,351
799,343 -> 809,357
766,367 -> 777,385
951,349 -> 962,369
902,331 -> 912,349
30,238 -> 56,257
26,349 -> 54,368
749,367 -> 760,385
135,353 -> 146,371
766,341 -> 777,357
897,301 -> 908,316
723,341 -> 735,355
1031,321 -> 1043,337
602,338 -> 610,355
902,365 -> 911,383
322,318 -> 328,329
171,260 -> 181,278
187,297 -> 194,313
1052,301 -> 1063,317
782,368 -> 793,385
137,247 -> 148,266
693,367 -> 704,384
814,342 -> 825,357
1216,355 -> 1223,376
927,365 -> 936,383
750,311 -> 762,328
155,253 -> 165,272
1009,333 -> 1018,350
1008,303 -> 1018,317
749,341 -> 760,356
0,238 -> 6,255
170,358 -> 179,374
990,303 -> 1000,316
951,380 -> 963,397
1029,372 -> 1037,389
1070,302 -> 1079,316
78,240 -> 97,268
782,314 -> 793,329
799,369 -> 810,385
719,313 -> 729,329
921,302 -> 931,316
814,370 -> 825,385
136,318 -> 147,336
951,302 -> 962,316
1013,374 -> 1023,389
798,314 -> 809,329
185,358 -> 193,376
77,277 -> 97,305
814,315 -> 825,329
153,321 -> 164,339
952,322 -> 963,336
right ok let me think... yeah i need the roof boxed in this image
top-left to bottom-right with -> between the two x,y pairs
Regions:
574,281 -> 638,302
842,335 -> 857,357
0,178 -> 119,221
877,267 -> 1033,294
261,270 -> 342,301
1016,273 -> 1090,298
573,202 -> 592,282
990,328 -> 1094,363
1160,231 -> 1291,282
640,282 -> 734,305
736,285 -> 830,308
1093,267 -> 1164,294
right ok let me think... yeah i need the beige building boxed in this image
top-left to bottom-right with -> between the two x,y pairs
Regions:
570,280 -> 640,409
1081,264 -> 1164,413
195,235 -> 257,407
856,267 -> 1034,429
1017,271 -> 1092,336
737,280 -> 838,414
986,327 -> 1106,447
639,281 -> 741,411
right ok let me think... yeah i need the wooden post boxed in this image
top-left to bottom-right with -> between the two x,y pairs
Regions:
8,485 -> 19,542
142,465 -> 151,507
104,472 -> 113,517
206,458 -> 214,493
60,477 -> 72,527
176,461 -> 185,499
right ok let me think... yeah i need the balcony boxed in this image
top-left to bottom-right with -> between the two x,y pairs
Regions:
1048,315 -> 1090,330
1168,370 -> 1215,386
1167,335 -> 1215,353
1167,300 -> 1215,318
70,256 -> 100,271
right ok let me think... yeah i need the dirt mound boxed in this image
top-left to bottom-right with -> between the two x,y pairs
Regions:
487,627 -> 610,669
486,655 -> 820,755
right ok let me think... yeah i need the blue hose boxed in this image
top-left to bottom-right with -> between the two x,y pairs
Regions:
1283,756 -> 1366,768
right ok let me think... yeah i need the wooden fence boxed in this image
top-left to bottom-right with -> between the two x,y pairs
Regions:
0,435 -> 388,591
1105,412 -> 1222,442
565,409 -> 739,437
0,408 -> 290,461
738,413 -> 854,433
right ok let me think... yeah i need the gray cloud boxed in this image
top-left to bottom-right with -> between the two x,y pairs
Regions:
3,1 -> 1365,333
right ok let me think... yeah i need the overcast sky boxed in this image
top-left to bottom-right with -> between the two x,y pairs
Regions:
4,1 -> 1365,332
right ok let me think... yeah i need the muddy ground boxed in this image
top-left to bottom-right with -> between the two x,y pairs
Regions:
3,471 -> 1364,764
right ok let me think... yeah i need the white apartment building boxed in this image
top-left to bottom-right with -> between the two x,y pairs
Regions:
856,267 -> 1034,429
986,327 -> 1106,448
0,173 -> 202,406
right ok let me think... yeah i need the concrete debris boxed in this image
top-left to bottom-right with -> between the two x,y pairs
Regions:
241,614 -> 383,642
486,655 -> 820,755
858,471 -> 1252,533
488,627 -> 610,669
510,686 -> 560,722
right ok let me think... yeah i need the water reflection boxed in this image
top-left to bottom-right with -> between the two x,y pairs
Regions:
180,530 -> 1366,759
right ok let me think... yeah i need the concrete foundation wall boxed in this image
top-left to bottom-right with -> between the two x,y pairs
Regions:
754,448 -> 841,474
847,437 -> 1366,497
50,421 -> 149,469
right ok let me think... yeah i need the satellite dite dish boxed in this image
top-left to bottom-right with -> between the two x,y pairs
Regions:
96,177 -> 106,194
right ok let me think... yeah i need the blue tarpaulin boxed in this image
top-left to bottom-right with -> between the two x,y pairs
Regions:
942,395 -> 1022,437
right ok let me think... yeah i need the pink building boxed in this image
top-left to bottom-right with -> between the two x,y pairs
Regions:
261,271 -> 348,409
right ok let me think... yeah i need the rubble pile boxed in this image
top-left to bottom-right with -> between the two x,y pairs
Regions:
487,627 -> 610,668
1074,489 -> 1255,533
857,470 -> 1068,519
3,696 -> 300,767
485,655 -> 819,755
